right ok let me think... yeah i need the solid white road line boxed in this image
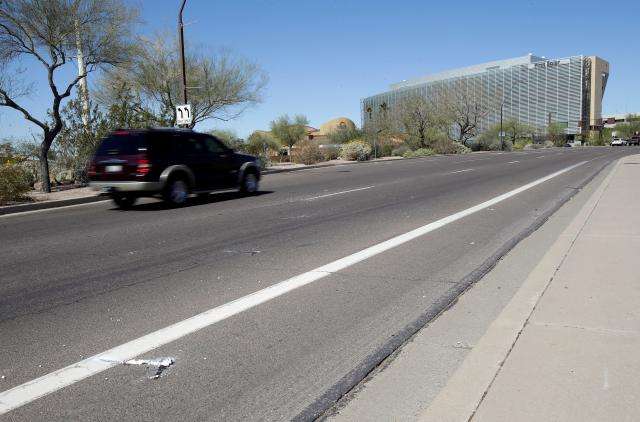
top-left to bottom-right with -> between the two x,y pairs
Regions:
449,169 -> 474,174
0,161 -> 587,415
0,199 -> 110,219
306,186 -> 374,200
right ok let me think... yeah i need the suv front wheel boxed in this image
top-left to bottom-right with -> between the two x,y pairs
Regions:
163,177 -> 190,206
240,172 -> 259,195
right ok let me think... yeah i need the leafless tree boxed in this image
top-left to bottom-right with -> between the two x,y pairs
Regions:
0,0 -> 138,192
99,36 -> 268,128
435,81 -> 491,144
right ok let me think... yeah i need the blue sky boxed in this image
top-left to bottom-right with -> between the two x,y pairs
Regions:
2,0 -> 638,140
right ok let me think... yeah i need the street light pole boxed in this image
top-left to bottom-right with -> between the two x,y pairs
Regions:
178,0 -> 188,105
499,101 -> 504,150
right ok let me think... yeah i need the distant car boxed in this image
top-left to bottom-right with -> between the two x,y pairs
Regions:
563,143 -> 572,147
611,138 -> 627,146
89,128 -> 261,208
628,135 -> 640,146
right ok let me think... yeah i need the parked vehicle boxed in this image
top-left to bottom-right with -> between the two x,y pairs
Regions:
628,135 -> 640,146
89,128 -> 261,208
611,138 -> 628,146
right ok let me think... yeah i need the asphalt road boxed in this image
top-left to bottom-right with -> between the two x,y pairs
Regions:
0,147 -> 633,421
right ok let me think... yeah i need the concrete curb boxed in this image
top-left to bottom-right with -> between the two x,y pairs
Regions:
417,156 -> 623,422
0,194 -> 108,216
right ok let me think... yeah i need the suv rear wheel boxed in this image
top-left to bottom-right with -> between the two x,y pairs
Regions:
112,194 -> 137,209
163,177 -> 190,206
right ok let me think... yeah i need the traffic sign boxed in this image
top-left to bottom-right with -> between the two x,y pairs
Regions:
176,104 -> 193,126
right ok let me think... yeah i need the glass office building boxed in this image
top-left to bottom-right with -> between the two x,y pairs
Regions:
361,54 -> 609,136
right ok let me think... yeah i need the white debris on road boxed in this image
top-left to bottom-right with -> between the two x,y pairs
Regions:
124,357 -> 175,379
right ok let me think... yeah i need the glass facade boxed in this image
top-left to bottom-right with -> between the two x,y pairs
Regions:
361,55 -> 588,136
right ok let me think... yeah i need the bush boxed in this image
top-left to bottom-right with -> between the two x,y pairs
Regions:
513,139 -> 532,150
452,142 -> 472,154
320,145 -> 340,161
292,140 -> 323,165
403,147 -> 435,158
543,140 -> 555,148
431,139 -> 471,155
392,145 -> 411,157
379,142 -> 394,157
0,163 -> 31,204
340,140 -> 372,161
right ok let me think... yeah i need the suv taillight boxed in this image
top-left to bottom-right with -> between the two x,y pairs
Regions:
135,154 -> 151,177
88,160 -> 97,177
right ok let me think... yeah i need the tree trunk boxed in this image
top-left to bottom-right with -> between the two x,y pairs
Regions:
39,135 -> 53,193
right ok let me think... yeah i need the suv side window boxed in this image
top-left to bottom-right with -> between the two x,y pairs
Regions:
202,136 -> 227,155
178,136 -> 205,156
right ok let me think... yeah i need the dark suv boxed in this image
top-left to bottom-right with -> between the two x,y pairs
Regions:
89,128 -> 261,208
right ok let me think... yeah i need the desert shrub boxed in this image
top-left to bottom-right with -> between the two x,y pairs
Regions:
292,140 -> 323,165
0,163 -> 31,204
403,147 -> 435,158
340,140 -> 372,161
431,138 -> 471,155
513,139 -> 532,150
392,145 -> 411,157
379,142 -> 394,157
320,146 -> 340,161
543,140 -> 555,148
452,142 -> 472,154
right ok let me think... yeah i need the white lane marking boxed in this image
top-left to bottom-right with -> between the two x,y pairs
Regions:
507,161 -> 520,164
0,200 -> 110,219
449,169 -> 474,174
305,186 -> 374,200
0,161 -> 587,415
536,155 -> 545,159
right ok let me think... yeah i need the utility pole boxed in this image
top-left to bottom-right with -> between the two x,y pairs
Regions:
178,0 -> 188,105
74,18 -> 90,128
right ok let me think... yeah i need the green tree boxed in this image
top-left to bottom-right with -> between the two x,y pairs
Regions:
328,126 -> 362,144
99,36 -> 267,128
0,0 -> 138,192
503,119 -> 535,144
547,122 -> 566,146
246,131 -> 281,157
614,114 -> 640,139
210,129 -> 244,150
270,114 -> 309,161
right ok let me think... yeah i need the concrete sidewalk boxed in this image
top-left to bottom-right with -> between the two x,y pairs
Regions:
421,154 -> 640,421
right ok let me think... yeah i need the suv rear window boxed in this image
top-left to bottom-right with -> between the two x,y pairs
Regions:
96,132 -> 148,156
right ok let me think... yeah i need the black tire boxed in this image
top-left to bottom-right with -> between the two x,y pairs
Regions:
239,171 -> 259,195
163,177 -> 190,207
112,194 -> 136,209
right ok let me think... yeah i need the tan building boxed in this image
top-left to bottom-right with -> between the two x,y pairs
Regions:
583,56 -> 609,130
307,117 -> 357,143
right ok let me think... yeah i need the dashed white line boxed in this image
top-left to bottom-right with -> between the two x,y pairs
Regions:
449,169 -> 475,174
305,186 -> 374,200
0,161 -> 588,415
507,160 -> 520,164
536,155 -> 545,159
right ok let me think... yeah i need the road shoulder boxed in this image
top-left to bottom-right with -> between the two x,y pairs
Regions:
327,154 -> 622,421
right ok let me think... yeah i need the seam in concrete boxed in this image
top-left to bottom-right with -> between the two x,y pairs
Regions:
529,322 -> 640,337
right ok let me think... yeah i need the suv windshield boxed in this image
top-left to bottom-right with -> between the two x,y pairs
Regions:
96,132 -> 148,156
